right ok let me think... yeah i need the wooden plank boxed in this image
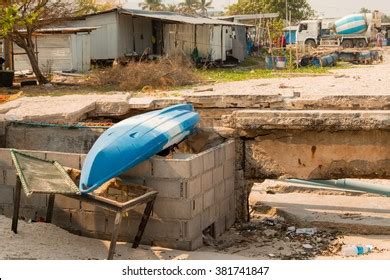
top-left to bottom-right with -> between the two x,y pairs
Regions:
107,211 -> 123,260
12,177 -> 22,234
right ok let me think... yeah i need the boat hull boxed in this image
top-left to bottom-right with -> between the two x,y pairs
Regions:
79,104 -> 200,193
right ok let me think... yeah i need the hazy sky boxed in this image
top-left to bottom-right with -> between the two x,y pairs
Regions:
122,0 -> 390,17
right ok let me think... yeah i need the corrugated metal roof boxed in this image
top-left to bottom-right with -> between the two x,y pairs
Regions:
215,13 -> 279,21
82,8 -> 251,26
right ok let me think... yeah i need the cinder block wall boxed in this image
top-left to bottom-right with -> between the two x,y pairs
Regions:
0,140 -> 236,251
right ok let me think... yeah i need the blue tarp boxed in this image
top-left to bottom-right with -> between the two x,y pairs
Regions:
284,30 -> 297,44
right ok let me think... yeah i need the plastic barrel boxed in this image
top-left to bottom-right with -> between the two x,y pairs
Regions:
275,56 -> 287,69
265,55 -> 274,69
0,70 -> 14,87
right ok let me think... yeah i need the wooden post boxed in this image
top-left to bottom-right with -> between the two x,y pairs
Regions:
46,194 -> 55,223
132,198 -> 155,249
12,176 -> 22,234
107,211 -> 122,260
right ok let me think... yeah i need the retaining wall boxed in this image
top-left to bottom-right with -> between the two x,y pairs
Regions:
0,140 -> 235,250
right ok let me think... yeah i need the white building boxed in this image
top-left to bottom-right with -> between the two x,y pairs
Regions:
11,27 -> 96,73
69,8 -> 250,63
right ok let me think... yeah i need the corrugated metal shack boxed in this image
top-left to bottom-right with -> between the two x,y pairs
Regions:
69,8 -> 250,63
12,27 -> 95,73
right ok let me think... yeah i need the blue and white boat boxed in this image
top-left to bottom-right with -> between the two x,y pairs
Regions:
79,104 -> 200,193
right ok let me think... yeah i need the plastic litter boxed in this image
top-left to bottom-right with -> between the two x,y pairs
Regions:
296,228 -> 317,235
341,245 -> 373,257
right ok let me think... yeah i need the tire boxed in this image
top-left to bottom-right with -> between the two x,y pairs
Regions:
355,39 -> 367,48
305,39 -> 317,48
341,39 -> 353,48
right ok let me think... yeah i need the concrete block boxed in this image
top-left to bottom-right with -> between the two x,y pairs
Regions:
55,194 -> 80,210
152,158 -> 191,179
225,209 -> 236,230
104,213 -> 138,237
214,182 -> 225,203
80,201 -> 104,212
121,177 -> 145,186
122,160 -> 152,177
229,194 -> 236,212
213,216 -> 226,237
224,178 -> 235,197
0,184 -> 13,204
202,205 -> 218,230
152,234 -> 203,251
202,149 -> 215,171
0,149 -> 13,168
219,197 -> 230,216
4,169 -> 16,186
70,210 -> 106,232
214,145 -> 226,167
19,207 -> 47,221
201,170 -> 213,191
2,204 -> 13,218
144,217 -> 184,239
223,161 -> 235,180
190,155 -> 204,178
153,195 -> 202,219
144,177 -> 183,198
186,176 -> 201,198
0,169 -> 5,185
46,152 -> 80,169
203,188 -> 215,210
225,140 -> 236,160
21,192 -> 47,208
212,165 -> 224,186
183,214 -> 202,240
52,209 -> 72,228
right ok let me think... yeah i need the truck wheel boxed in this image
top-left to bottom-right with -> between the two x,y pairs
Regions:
305,39 -> 317,48
341,40 -> 353,48
355,39 -> 367,48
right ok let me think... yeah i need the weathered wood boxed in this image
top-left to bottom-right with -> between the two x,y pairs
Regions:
46,194 -> 55,223
107,211 -> 123,260
132,198 -> 155,249
12,177 -> 22,234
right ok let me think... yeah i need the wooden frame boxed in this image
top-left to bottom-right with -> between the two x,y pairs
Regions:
12,176 -> 158,260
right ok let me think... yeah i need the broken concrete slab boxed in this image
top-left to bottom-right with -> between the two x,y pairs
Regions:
184,93 -> 284,108
250,190 -> 390,235
225,110 -> 390,133
92,92 -> 131,117
243,130 -> 390,180
128,97 -> 185,110
286,95 -> 390,110
1,95 -> 99,122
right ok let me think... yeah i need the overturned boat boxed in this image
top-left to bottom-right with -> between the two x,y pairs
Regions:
80,104 -> 200,193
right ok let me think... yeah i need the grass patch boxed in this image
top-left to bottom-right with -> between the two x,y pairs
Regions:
197,66 -> 332,83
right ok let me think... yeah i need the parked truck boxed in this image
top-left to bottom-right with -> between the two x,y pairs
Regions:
297,11 -> 382,48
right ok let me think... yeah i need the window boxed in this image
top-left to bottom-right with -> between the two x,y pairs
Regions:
299,23 -> 308,32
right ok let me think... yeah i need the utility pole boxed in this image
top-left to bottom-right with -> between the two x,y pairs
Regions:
2,0 -> 13,70
285,0 -> 288,27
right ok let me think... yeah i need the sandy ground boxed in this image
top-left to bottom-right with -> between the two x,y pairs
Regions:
181,48 -> 390,98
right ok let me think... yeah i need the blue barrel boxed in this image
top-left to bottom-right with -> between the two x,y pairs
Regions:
265,55 -> 274,69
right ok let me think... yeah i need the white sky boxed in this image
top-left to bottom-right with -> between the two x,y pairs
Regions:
121,0 -> 390,17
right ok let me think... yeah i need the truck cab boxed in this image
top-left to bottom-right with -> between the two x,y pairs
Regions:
297,20 -> 321,47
